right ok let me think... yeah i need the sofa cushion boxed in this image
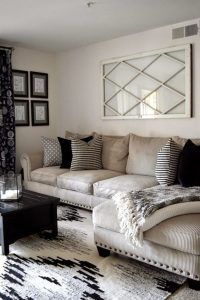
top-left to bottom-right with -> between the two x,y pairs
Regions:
31,166 -> 69,186
145,214 -> 200,255
126,134 -> 169,176
93,201 -> 200,255
173,136 -> 200,147
93,174 -> 158,198
57,169 -> 122,195
102,135 -> 129,173
65,130 -> 95,139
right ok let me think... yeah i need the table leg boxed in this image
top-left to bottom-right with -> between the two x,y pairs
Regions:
51,203 -> 58,238
51,226 -> 58,237
0,217 -> 9,255
1,242 -> 9,256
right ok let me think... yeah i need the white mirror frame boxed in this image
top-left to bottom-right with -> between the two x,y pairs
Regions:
101,44 -> 192,119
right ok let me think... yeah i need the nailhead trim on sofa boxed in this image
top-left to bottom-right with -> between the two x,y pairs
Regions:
95,241 -> 200,281
59,198 -> 200,281
60,199 -> 92,210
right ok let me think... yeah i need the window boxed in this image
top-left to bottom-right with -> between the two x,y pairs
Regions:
102,44 -> 191,119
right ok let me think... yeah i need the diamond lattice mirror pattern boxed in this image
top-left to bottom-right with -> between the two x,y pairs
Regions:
101,44 -> 191,119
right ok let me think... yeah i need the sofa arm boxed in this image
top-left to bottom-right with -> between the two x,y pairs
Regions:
20,152 -> 43,183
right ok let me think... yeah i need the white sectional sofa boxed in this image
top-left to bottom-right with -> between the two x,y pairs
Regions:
20,133 -> 200,290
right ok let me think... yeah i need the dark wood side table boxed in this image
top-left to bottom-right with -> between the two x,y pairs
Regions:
0,190 -> 59,255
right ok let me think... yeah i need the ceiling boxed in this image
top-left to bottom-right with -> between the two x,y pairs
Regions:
0,0 -> 200,52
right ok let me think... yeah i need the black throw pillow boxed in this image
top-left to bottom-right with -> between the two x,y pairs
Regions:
178,139 -> 200,187
57,136 -> 93,168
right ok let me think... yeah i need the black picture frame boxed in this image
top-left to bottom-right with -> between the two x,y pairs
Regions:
13,70 -> 29,97
30,72 -> 48,98
0,105 -> 3,127
31,100 -> 49,126
14,100 -> 30,126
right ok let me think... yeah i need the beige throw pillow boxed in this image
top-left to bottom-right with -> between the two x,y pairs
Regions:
102,135 -> 129,173
173,136 -> 200,148
126,134 -> 169,176
65,130 -> 95,139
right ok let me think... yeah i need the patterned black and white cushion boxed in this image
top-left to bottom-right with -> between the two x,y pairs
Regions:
41,136 -> 62,167
155,138 -> 181,185
71,135 -> 102,171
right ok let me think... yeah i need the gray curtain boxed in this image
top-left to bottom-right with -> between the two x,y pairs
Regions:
0,49 -> 15,175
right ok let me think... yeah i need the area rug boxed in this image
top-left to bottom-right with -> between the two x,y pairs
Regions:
0,203 -> 189,300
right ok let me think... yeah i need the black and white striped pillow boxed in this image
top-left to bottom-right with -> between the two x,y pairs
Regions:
71,135 -> 102,171
155,138 -> 181,185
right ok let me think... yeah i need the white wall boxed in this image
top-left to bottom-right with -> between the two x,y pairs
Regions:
9,20 -> 200,170
56,20 -> 200,138
12,47 -> 57,170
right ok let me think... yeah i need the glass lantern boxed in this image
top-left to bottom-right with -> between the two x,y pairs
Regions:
0,174 -> 22,201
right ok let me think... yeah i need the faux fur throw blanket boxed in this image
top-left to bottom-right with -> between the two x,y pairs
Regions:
112,185 -> 200,248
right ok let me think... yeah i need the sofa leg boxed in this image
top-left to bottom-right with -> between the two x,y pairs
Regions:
188,279 -> 200,290
97,246 -> 110,257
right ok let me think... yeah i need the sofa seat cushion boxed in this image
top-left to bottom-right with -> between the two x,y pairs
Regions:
57,170 -> 122,195
145,214 -> 200,255
93,174 -> 158,198
31,167 -> 69,186
93,201 -> 200,255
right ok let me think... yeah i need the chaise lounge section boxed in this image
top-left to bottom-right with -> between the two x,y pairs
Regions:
93,199 -> 200,289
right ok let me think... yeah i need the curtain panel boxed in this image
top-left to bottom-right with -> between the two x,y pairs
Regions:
0,49 -> 15,175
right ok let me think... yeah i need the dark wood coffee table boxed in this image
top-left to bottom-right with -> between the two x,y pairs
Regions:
0,190 -> 59,255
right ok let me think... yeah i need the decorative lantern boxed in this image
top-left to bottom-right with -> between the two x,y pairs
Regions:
0,174 -> 22,201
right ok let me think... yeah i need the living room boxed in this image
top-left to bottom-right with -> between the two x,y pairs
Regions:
0,0 -> 200,299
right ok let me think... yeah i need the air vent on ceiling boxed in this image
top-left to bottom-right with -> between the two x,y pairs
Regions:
172,23 -> 199,39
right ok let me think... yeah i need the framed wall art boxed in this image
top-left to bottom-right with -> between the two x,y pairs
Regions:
31,100 -> 49,126
12,70 -> 28,97
101,44 -> 192,119
30,72 -> 48,98
14,100 -> 29,126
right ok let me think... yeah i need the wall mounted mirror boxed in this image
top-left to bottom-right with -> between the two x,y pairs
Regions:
101,44 -> 191,119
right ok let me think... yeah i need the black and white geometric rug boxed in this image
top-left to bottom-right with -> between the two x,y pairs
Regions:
0,204 -> 198,300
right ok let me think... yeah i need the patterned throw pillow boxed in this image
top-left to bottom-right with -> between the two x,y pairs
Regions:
41,136 -> 62,167
71,135 -> 102,171
155,138 -> 181,185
